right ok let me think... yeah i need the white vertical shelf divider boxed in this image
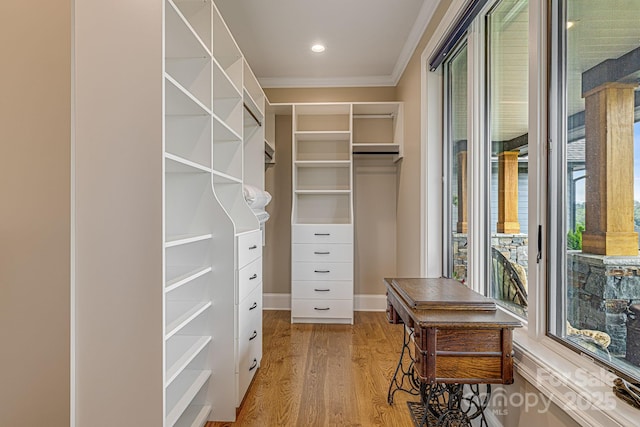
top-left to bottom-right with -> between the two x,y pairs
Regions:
164,0 -> 265,424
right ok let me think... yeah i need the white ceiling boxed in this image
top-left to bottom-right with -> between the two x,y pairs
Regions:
213,0 -> 440,88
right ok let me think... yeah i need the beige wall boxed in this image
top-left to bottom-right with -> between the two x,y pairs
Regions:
264,115 -> 293,294
0,2 -> 71,426
395,1 -> 450,277
395,59 -> 423,276
353,157 -> 398,293
74,0 -> 164,425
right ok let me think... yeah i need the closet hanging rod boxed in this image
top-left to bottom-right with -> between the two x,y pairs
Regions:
353,151 -> 399,155
352,113 -> 395,119
243,103 -> 263,127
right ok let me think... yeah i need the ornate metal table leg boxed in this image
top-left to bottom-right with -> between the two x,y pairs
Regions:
417,383 -> 491,427
387,325 -> 421,404
459,384 -> 491,427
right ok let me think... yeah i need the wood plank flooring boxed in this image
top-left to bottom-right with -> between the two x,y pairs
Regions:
207,310 -> 417,427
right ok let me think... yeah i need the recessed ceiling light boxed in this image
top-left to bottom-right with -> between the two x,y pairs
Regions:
311,44 -> 325,53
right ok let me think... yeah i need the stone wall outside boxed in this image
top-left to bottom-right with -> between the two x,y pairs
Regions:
567,253 -> 640,357
452,233 -> 528,284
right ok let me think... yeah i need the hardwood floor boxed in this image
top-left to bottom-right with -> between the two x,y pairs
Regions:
207,310 -> 417,427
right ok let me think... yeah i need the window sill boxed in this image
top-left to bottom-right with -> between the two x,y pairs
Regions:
512,327 -> 640,426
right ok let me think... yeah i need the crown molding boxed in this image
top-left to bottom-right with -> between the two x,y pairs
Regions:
391,0 -> 441,85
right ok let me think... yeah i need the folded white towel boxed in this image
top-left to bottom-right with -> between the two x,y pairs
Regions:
243,184 -> 272,210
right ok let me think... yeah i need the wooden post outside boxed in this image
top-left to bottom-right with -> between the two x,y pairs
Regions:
457,150 -> 468,233
497,151 -> 520,234
582,82 -> 638,255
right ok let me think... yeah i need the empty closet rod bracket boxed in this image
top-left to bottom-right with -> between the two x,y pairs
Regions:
244,103 -> 263,127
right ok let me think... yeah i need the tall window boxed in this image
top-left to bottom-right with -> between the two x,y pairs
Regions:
549,0 -> 640,382
444,43 -> 469,283
487,0 -> 529,316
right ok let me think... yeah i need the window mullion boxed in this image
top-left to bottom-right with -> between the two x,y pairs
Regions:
526,0 -> 549,338
466,19 -> 488,296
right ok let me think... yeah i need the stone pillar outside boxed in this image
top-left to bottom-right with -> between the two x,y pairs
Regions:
581,82 -> 638,256
456,150 -> 467,233
497,151 -> 520,234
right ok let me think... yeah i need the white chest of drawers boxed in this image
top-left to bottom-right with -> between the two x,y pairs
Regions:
235,230 -> 263,405
291,224 -> 353,324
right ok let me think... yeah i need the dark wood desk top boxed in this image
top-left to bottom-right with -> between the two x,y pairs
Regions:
385,277 -> 497,311
385,280 -> 520,329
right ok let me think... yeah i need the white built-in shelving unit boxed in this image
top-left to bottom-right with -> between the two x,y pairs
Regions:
289,102 -> 403,324
163,0 -> 265,424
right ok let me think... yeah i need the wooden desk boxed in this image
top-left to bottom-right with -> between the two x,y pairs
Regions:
384,278 -> 521,426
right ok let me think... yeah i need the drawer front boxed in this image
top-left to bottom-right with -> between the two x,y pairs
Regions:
292,281 -> 353,300
238,317 -> 262,371
237,283 -> 262,399
291,298 -> 353,319
292,243 -> 353,263
237,335 -> 261,404
237,230 -> 262,269
239,285 -> 262,339
292,224 -> 353,244
292,261 -> 353,281
414,328 -> 506,383
238,257 -> 262,303
435,355 -> 502,382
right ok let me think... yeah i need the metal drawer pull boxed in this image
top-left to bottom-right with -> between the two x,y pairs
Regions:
249,245 -> 258,250
314,307 -> 330,311
314,251 -> 330,255
314,270 -> 330,273
314,288 -> 330,292
249,330 -> 258,341
249,273 -> 258,280
249,358 -> 258,371
314,233 -> 330,236
249,302 -> 258,310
